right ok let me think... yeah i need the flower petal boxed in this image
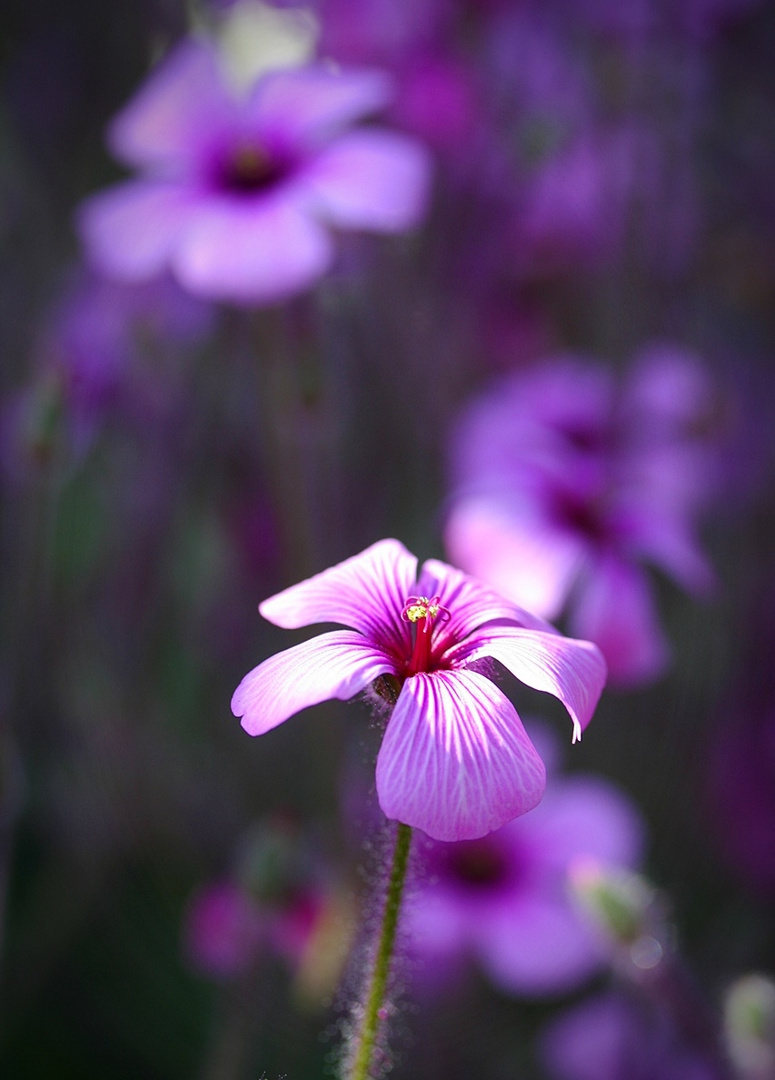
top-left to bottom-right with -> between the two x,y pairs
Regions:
300,129 -> 431,231
620,506 -> 715,595
458,627 -> 607,743
417,554 -> 557,661
76,181 -> 196,281
108,40 -> 235,170
569,556 -> 668,688
474,893 -> 606,994
518,776 -> 645,876
232,630 -> 395,736
375,670 -> 546,842
443,495 -> 584,620
259,538 -> 417,655
251,65 -> 392,149
171,195 -> 332,303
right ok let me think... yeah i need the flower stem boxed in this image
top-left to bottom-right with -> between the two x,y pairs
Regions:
348,822 -> 413,1080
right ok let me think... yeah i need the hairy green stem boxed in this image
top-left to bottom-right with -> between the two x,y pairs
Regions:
348,822 -> 413,1080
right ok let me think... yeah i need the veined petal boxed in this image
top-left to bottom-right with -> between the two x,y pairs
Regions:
171,194 -> 332,303
259,538 -> 417,654
459,628 -> 606,743
76,180 -> 196,281
108,40 -> 235,170
232,630 -> 395,736
250,65 -> 392,149
417,556 -> 555,660
376,670 -> 546,842
301,130 -> 431,231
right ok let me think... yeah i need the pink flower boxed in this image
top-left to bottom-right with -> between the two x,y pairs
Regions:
444,349 -> 721,686
406,764 -> 644,995
77,39 -> 431,304
231,539 -> 606,842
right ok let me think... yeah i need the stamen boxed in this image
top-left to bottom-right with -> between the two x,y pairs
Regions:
402,596 -> 451,676
401,595 -> 451,626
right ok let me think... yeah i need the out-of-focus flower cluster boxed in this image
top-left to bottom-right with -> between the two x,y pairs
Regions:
444,347 -> 728,685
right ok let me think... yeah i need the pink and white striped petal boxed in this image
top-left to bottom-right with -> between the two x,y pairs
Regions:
417,556 -> 553,659
376,670 -> 546,842
259,538 -> 417,654
232,630 -> 395,736
457,627 -> 606,743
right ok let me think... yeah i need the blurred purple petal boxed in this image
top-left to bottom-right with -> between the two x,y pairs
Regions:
108,40 -> 235,170
444,496 -> 585,620
570,557 -> 669,688
249,65 -> 393,148
77,181 -> 197,279
171,195 -> 333,302
524,776 -> 645,874
302,129 -> 431,230
475,893 -> 607,994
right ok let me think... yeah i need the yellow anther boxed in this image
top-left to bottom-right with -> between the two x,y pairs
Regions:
404,600 -> 432,623
401,595 -> 449,625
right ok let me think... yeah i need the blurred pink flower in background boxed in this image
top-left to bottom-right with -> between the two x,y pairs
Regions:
406,731 -> 644,996
183,818 -> 349,992
444,347 -> 724,686
538,991 -> 719,1080
232,538 -> 606,841
77,38 -> 431,304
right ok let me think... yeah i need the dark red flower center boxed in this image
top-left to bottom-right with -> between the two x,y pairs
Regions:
216,141 -> 291,196
553,489 -> 609,543
443,837 -> 511,890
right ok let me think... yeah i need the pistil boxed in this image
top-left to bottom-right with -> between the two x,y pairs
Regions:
401,595 -> 450,676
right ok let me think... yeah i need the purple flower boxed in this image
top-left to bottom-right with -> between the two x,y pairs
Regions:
231,539 -> 606,842
406,760 -> 644,995
539,992 -> 720,1080
444,349 -> 721,686
182,818 -> 346,983
77,39 -> 431,304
